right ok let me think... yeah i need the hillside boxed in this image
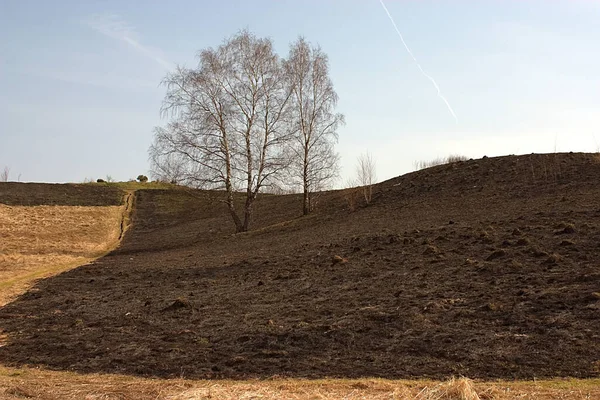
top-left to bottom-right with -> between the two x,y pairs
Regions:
1,153 -> 599,380
0,184 -> 131,308
0,182 -> 124,206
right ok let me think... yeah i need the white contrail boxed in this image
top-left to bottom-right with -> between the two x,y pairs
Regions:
85,14 -> 174,71
379,0 -> 458,124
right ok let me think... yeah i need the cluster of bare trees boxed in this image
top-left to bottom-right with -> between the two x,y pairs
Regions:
149,30 -> 344,232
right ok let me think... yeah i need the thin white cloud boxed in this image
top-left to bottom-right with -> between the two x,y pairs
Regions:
84,14 -> 174,70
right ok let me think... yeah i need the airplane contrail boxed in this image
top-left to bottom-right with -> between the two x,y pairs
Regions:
379,0 -> 458,124
85,14 -> 174,71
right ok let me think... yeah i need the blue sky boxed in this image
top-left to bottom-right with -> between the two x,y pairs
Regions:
1,0 -> 599,184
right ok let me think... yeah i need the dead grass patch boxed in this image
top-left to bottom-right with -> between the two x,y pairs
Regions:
0,204 -> 124,305
1,366 -> 599,400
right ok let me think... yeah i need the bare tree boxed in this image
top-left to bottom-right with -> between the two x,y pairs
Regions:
150,30 -> 293,232
285,37 -> 344,215
1,166 -> 10,182
356,152 -> 377,204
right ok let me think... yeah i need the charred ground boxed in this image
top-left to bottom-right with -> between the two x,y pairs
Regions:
1,153 -> 599,380
0,182 -> 124,206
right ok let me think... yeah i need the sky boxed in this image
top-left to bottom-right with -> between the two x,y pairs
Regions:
1,0 -> 599,184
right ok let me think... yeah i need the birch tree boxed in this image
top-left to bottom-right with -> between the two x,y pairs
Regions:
149,30 -> 293,232
285,37 -> 344,215
356,152 -> 376,204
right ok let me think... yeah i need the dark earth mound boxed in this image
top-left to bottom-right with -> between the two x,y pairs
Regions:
1,153 -> 599,379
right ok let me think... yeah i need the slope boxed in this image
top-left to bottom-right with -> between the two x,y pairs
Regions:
0,153 -> 599,380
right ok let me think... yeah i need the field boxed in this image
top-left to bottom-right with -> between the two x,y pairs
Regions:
0,188 -> 133,306
1,153 -> 599,398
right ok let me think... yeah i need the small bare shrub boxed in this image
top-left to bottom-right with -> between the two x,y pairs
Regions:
447,154 -> 468,163
528,154 -> 564,183
356,152 -> 377,204
1,166 -> 10,182
414,154 -> 468,171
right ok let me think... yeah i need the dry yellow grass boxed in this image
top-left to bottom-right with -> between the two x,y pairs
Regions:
0,203 -> 125,306
1,366 -> 599,400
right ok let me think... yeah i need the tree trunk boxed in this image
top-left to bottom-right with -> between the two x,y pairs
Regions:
242,200 -> 253,233
303,188 -> 309,216
302,147 -> 310,215
241,187 -> 258,233
225,183 -> 244,233
228,205 -> 244,233
223,135 -> 244,233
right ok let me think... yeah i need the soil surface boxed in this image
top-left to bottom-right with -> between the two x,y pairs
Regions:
1,153 -> 600,380
0,183 -> 124,206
